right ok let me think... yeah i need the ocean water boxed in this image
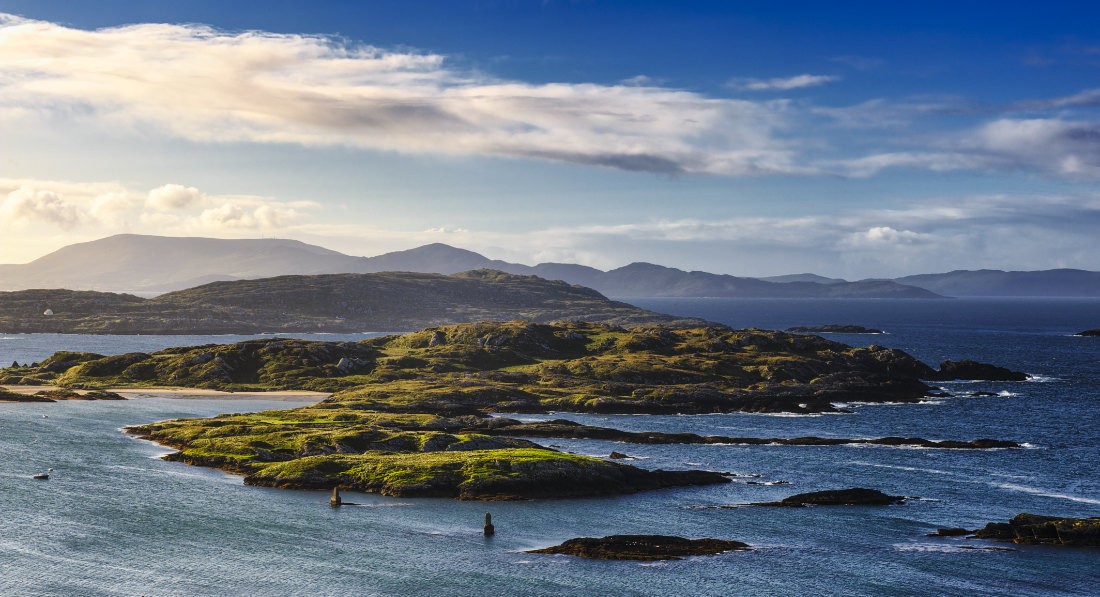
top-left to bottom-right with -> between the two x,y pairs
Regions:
1,298 -> 1098,596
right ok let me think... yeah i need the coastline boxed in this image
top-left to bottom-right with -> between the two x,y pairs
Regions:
0,384 -> 331,402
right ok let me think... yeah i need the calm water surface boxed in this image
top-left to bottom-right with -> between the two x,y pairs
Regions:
1,299 -> 1098,596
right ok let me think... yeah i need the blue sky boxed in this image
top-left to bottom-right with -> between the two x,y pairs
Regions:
1,1 -> 1098,278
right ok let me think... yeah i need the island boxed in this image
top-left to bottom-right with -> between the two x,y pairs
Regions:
4,321 -> 1025,500
1076,329 -> 1100,337
528,535 -> 750,560
933,514 -> 1100,547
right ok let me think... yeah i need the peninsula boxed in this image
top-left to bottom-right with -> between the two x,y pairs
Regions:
2,320 -> 1024,500
0,270 -> 701,334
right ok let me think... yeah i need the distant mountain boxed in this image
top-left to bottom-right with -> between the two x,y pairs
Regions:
0,270 -> 702,334
0,234 -> 940,298
0,234 -> 364,292
349,245 -> 938,298
892,269 -> 1100,297
759,273 -> 847,285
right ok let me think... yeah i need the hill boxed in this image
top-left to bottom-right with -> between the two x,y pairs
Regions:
0,235 -> 942,298
0,270 -> 700,334
0,234 -> 365,293
893,269 -> 1100,297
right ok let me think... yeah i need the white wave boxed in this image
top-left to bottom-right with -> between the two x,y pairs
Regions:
849,461 -> 953,475
1019,442 -> 1042,449
892,543 -> 1010,554
996,391 -> 1018,397
0,336 -> 25,340
990,482 -> 1100,505
1024,375 -> 1061,383
740,412 -> 824,418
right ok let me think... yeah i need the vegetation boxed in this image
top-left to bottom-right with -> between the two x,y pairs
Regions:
5,320 -> 1014,499
0,270 -> 702,334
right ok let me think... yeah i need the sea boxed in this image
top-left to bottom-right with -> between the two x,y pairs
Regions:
1,298 -> 1098,596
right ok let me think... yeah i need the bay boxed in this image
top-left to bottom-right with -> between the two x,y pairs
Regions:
1,298 -> 1098,596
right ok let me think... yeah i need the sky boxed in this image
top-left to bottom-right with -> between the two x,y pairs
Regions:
1,0 -> 1099,279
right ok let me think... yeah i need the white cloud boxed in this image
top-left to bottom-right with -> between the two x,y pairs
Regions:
0,187 -> 83,228
0,14 -> 802,176
839,226 -> 933,249
0,177 -> 316,252
730,74 -> 839,91
967,118 -> 1100,178
146,184 -> 206,210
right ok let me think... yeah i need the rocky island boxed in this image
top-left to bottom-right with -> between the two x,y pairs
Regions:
528,535 -> 750,560
1076,329 -> 1100,337
932,514 -> 1100,547
6,320 -> 1025,500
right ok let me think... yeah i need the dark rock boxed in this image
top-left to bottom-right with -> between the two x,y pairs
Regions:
787,325 -> 884,334
484,512 -> 495,536
928,528 -> 973,537
608,451 -> 630,459
528,535 -> 750,560
973,513 -> 1100,547
931,360 -> 1027,382
754,488 -> 905,507
1075,329 -> 1100,337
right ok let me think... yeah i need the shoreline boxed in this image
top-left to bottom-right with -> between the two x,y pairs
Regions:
0,384 -> 331,402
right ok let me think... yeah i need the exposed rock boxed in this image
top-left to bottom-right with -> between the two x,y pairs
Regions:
33,389 -> 125,401
330,487 -> 342,507
787,325 -> 883,334
0,388 -> 54,402
608,451 -> 630,459
483,512 -> 495,536
753,488 -> 905,507
930,360 -> 1028,382
1076,329 -> 1100,337
972,513 -> 1100,547
528,535 -> 749,560
928,528 -> 973,537
455,418 -> 1018,450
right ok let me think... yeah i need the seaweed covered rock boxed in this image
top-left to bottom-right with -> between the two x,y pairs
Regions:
754,488 -> 905,507
973,513 -> 1100,547
528,535 -> 749,560
931,360 -> 1028,382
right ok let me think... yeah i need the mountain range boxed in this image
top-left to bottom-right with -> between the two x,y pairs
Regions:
2,234 -> 1099,298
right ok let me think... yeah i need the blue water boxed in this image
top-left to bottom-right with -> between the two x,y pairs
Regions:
1,299 -> 1098,596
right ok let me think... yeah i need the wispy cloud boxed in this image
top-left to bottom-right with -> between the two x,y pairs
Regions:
729,74 -> 839,92
0,14 -> 805,177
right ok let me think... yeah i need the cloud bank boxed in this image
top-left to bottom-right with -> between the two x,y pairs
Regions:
0,14 -> 803,176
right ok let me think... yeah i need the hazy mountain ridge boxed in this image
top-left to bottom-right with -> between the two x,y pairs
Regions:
4,234 -> 1098,297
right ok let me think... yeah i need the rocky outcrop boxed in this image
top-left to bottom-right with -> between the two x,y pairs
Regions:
787,325 -> 883,334
753,488 -> 905,507
973,513 -> 1100,547
1076,329 -> 1100,337
453,418 -> 1018,450
33,389 -> 125,400
0,388 -> 54,402
528,535 -> 750,560
930,360 -> 1028,381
